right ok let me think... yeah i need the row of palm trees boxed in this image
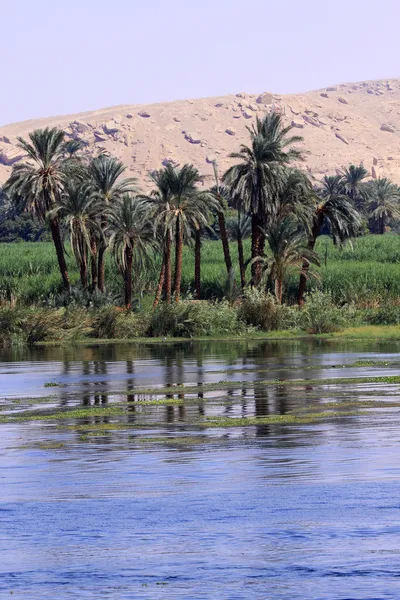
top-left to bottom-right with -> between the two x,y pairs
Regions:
3,114 -> 400,307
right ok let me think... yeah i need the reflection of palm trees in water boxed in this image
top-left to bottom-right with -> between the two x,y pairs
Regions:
176,349 -> 186,421
81,361 -> 91,406
125,360 -> 139,425
164,352 -> 175,423
93,360 -> 108,404
60,360 -> 72,406
197,352 -> 205,416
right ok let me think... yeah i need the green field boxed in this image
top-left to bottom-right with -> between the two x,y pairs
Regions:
1,234 -> 400,306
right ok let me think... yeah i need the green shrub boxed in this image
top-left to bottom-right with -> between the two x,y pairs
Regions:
90,306 -> 119,339
150,300 -> 243,338
300,291 -> 347,334
188,300 -> 244,336
61,306 -> 93,340
115,311 -> 151,338
362,302 -> 400,325
0,307 -> 22,347
237,289 -> 299,331
23,309 -> 64,345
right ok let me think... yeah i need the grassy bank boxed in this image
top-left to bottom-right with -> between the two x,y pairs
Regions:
2,234 -> 400,305
2,234 -> 400,348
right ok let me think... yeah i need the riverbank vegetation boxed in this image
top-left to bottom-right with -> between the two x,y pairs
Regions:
1,114 -> 400,346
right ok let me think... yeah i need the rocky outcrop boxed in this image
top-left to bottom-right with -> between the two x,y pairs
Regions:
381,123 -> 395,133
184,132 -> 202,144
335,133 -> 349,144
256,92 -> 273,105
103,121 -> 119,134
0,144 -> 24,166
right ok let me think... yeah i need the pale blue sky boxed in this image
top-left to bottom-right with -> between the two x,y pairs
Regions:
1,0 -> 398,126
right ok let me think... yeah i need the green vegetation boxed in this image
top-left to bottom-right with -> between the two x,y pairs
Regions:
1,116 -> 400,346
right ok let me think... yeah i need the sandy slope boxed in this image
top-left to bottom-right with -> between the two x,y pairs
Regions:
1,78 -> 399,188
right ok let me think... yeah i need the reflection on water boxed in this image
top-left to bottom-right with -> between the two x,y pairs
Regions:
2,339 -> 400,598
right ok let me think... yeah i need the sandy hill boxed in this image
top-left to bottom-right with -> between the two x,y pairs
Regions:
1,78 -> 400,188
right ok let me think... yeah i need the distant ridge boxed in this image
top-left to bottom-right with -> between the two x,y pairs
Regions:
1,78 -> 400,187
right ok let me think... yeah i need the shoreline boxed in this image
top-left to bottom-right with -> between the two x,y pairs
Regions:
31,325 -> 400,347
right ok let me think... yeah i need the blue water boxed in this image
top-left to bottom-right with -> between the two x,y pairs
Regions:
1,340 -> 400,599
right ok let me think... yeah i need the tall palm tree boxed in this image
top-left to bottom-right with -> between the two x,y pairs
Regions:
341,164 -> 369,212
366,178 -> 400,234
210,161 -> 232,275
89,154 -> 136,292
4,128 -> 75,290
262,216 -> 320,303
108,195 -> 156,308
154,164 -> 216,302
148,167 -> 174,305
298,175 -> 361,305
223,113 -> 303,284
49,182 -> 101,289
226,213 -> 251,289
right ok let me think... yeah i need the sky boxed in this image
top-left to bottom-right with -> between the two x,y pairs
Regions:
1,0 -> 399,126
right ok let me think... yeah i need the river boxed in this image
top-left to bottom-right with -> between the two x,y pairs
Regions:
1,340 -> 400,599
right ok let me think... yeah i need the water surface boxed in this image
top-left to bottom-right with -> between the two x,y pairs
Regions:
2,340 -> 400,599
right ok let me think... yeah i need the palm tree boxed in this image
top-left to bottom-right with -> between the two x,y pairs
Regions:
154,164 -> 215,302
4,127 -> 75,290
108,195 -> 156,308
366,178 -> 400,234
341,164 -> 369,212
148,167 -> 174,305
275,169 -> 315,231
298,175 -> 361,305
225,213 -> 251,289
210,161 -> 232,275
262,216 -> 320,303
49,182 -> 101,289
223,113 -> 303,284
89,154 -> 136,292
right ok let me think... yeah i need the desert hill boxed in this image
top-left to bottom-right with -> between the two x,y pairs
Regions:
1,78 -> 400,188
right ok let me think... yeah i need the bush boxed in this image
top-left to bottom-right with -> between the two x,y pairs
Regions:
61,306 -> 93,341
149,300 -> 244,338
23,309 -> 64,345
300,291 -> 348,334
115,311 -> 151,338
362,301 -> 400,325
237,289 -> 300,331
0,307 -> 22,347
90,306 -> 119,339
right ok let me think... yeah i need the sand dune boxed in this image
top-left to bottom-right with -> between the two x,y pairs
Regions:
1,78 -> 399,188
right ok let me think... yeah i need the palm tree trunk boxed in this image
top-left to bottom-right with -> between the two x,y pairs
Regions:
380,215 -> 385,235
98,245 -> 106,292
251,214 -> 264,285
80,261 -> 88,289
97,215 -> 108,292
298,215 -> 322,306
218,211 -> 232,274
298,237 -> 317,306
194,228 -> 201,299
90,238 -> 98,292
124,245 -> 133,308
174,219 -> 183,303
153,255 -> 166,307
237,221 -> 246,290
50,217 -> 70,291
164,232 -> 172,304
275,277 -> 283,304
